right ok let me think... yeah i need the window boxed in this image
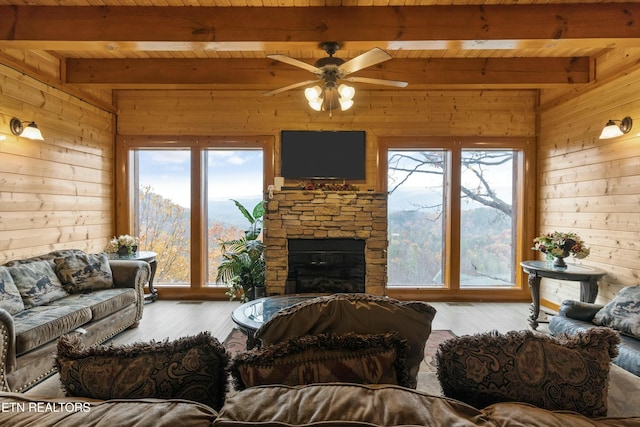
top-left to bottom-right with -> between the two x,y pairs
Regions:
382,138 -> 532,297
459,149 -> 516,288
135,150 -> 191,285
116,136 -> 273,297
387,150 -> 446,287
206,149 -> 264,284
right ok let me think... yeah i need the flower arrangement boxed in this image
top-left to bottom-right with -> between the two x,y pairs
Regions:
533,231 -> 590,259
107,235 -> 139,256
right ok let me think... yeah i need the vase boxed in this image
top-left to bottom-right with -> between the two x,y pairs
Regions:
117,245 -> 137,256
553,256 -> 567,268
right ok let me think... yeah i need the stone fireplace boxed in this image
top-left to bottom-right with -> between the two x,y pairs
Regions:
264,191 -> 387,296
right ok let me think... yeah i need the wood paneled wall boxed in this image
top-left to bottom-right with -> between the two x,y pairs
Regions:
537,50 -> 640,309
0,60 -> 115,263
116,88 -> 537,191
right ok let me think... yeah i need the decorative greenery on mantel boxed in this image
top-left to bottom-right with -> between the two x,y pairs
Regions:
298,181 -> 359,191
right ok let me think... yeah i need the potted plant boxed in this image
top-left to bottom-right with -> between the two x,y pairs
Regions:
216,200 -> 266,302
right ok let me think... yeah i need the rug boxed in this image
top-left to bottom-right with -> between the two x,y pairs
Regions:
223,328 -> 456,373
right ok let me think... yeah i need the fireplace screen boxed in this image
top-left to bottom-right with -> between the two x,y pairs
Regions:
286,239 -> 366,294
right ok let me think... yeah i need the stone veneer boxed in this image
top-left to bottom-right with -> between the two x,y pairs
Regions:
264,191 -> 388,296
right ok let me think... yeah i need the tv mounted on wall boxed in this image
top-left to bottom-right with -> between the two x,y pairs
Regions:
280,130 -> 366,180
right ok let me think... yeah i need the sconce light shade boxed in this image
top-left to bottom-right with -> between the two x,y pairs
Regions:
599,116 -> 632,139
10,117 -> 44,140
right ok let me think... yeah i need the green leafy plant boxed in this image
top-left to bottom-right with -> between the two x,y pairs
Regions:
216,200 -> 266,302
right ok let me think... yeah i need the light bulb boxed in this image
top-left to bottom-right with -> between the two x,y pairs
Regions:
305,86 -> 322,102
339,99 -> 354,111
308,98 -> 323,111
338,84 -> 355,100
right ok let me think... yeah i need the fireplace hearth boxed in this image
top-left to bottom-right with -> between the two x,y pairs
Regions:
286,239 -> 366,294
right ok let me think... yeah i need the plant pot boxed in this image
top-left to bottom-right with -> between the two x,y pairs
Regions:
553,256 -> 567,269
254,287 -> 266,299
117,245 -> 137,256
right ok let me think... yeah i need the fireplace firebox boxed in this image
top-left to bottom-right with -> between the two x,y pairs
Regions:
286,238 -> 366,294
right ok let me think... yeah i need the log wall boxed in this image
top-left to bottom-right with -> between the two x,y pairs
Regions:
116,88 -> 537,191
0,59 -> 115,263
537,49 -> 640,308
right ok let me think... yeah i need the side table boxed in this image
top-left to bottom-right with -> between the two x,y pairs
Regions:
108,251 -> 158,302
520,260 -> 607,329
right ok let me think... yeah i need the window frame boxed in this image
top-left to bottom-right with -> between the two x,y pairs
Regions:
378,136 -> 536,302
115,135 -> 274,299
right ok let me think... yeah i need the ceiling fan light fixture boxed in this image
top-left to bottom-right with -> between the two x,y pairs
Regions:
339,99 -> 354,111
308,98 -> 323,111
305,86 -> 323,102
338,84 -> 355,100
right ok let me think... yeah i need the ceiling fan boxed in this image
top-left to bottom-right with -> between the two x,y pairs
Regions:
264,42 -> 408,112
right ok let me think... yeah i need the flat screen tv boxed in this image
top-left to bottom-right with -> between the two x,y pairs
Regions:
280,130 -> 366,180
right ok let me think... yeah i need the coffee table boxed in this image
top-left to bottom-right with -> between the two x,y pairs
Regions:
232,294 -> 325,348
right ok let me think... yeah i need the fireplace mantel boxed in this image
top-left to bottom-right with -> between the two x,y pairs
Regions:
263,190 -> 388,296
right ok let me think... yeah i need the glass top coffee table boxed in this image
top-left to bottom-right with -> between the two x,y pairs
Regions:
232,294 -> 326,348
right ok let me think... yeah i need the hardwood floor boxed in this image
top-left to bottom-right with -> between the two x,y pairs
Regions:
110,299 -> 534,346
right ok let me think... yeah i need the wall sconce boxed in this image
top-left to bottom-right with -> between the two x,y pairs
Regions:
10,117 -> 44,140
599,116 -> 632,139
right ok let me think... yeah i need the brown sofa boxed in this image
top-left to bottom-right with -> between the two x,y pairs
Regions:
1,383 -> 640,426
0,249 -> 150,392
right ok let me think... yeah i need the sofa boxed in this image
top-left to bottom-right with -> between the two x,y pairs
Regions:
549,286 -> 640,377
0,249 -> 150,392
1,383 -> 640,426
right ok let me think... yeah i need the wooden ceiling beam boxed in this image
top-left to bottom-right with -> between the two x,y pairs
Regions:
1,5 -> 639,50
65,57 -> 590,88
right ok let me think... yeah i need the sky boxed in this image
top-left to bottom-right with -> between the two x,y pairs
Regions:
137,149 -> 264,208
136,148 -> 513,212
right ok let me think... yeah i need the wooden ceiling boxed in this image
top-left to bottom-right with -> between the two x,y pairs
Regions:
0,1 -> 639,90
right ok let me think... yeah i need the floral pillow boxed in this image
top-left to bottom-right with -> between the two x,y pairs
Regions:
8,261 -> 68,308
230,332 -> 410,390
54,252 -> 114,293
435,328 -> 620,417
0,266 -> 25,315
593,286 -> 640,339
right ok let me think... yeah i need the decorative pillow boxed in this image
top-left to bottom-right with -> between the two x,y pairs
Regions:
435,328 -> 620,417
230,332 -> 410,390
593,286 -> 640,339
8,261 -> 68,308
54,252 -> 114,293
56,331 -> 230,411
254,293 -> 437,389
0,266 -> 24,315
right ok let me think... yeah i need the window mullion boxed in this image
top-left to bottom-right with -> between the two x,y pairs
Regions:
191,146 -> 206,289
446,145 -> 462,291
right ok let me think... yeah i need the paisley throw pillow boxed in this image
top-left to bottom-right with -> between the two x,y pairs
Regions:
435,328 -> 620,417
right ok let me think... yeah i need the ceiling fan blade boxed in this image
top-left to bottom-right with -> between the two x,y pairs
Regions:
345,76 -> 409,88
263,80 -> 320,96
339,48 -> 392,75
267,54 -> 321,74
